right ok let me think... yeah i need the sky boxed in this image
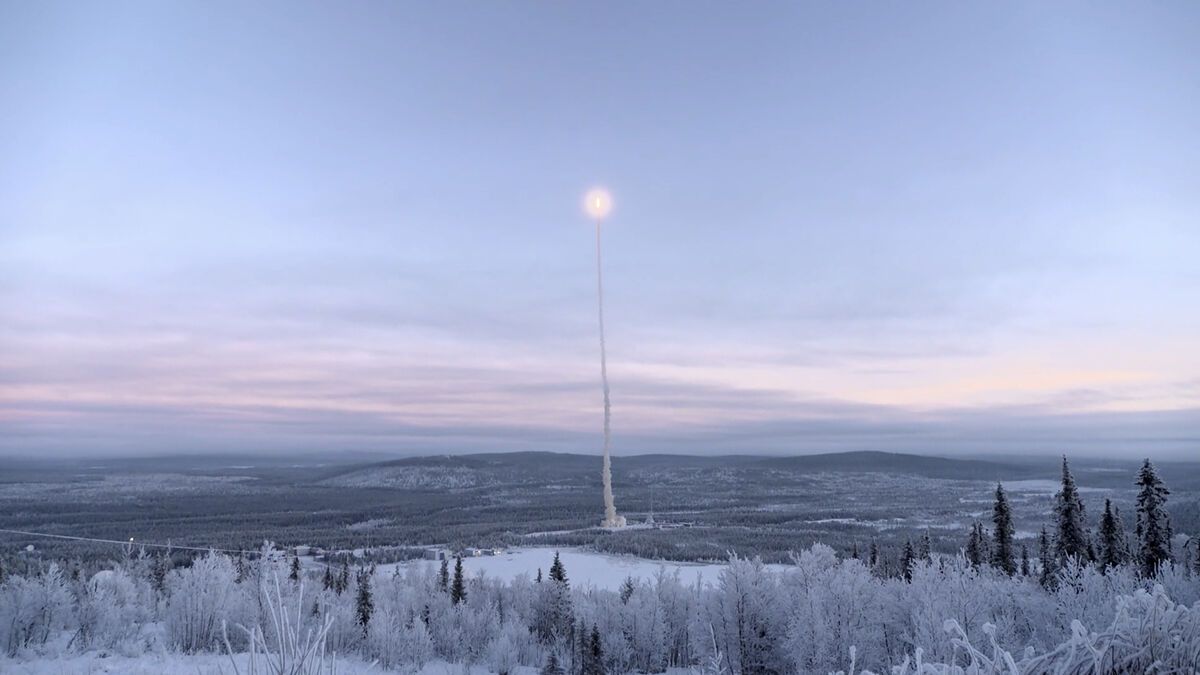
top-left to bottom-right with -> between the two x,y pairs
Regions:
1,2 -> 1198,459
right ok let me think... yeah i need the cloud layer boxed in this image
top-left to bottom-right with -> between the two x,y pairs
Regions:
1,3 -> 1198,457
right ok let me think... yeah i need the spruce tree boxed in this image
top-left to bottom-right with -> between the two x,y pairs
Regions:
619,576 -> 635,604
289,552 -> 301,583
450,555 -> 467,605
901,539 -> 915,582
1020,544 -> 1030,577
1135,459 -> 1172,577
1192,538 -> 1200,576
1098,498 -> 1128,570
540,653 -> 564,675
549,551 -> 568,585
918,530 -> 932,562
583,624 -> 605,675
1054,456 -> 1090,565
338,562 -> 350,595
965,522 -> 985,567
322,564 -> 334,591
535,567 -> 543,583
544,554 -> 574,643
991,483 -> 1016,575
1116,506 -> 1134,563
355,568 -> 373,636
235,552 -> 247,584
1038,526 -> 1057,589
850,542 -> 859,560
868,538 -> 879,568
978,522 -> 992,563
438,557 -> 449,592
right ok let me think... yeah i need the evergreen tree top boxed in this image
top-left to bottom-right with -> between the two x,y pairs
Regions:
549,550 -> 568,585
1136,459 -> 1169,495
1135,458 -> 1173,576
450,554 -> 467,605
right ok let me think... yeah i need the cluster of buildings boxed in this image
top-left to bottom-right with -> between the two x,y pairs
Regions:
423,546 -> 504,560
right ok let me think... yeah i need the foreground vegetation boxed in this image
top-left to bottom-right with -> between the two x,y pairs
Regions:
3,543 -> 1199,674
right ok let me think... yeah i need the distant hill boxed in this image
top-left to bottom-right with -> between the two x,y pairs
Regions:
751,450 -> 1036,480
317,449 -> 1040,489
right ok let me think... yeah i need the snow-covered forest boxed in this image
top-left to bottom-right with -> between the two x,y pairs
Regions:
3,459 -> 1198,674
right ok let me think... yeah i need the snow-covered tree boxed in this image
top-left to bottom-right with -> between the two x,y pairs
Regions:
901,540 -> 916,582
355,568 -> 373,636
549,551 -> 568,585
619,576 -> 635,604
1038,526 -> 1057,590
1098,498 -> 1129,570
965,522 -> 987,568
337,562 -> 350,595
366,607 -> 435,669
1054,456 -> 1090,565
0,563 -> 73,657
582,624 -> 605,675
533,552 -> 573,646
702,555 -> 786,675
451,556 -> 467,605
783,546 -> 884,673
76,567 -> 153,650
165,551 -> 238,653
1135,459 -> 1172,577
991,483 -> 1016,575
487,618 -> 538,675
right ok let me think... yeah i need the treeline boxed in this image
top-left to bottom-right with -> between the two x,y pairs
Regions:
845,457 -> 1198,586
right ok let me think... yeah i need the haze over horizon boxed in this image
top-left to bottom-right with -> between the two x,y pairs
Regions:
2,3 -> 1198,459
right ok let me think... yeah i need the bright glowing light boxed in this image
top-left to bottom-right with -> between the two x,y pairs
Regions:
583,187 -> 613,220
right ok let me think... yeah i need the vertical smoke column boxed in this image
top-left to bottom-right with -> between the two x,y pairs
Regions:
584,187 -> 625,528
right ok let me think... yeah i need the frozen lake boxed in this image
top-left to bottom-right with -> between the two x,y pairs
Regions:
379,547 -> 743,591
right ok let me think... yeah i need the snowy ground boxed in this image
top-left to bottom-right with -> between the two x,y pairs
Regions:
0,653 -> 527,675
377,546 -> 758,590
1,653 -> 699,675
1003,479 -> 1109,494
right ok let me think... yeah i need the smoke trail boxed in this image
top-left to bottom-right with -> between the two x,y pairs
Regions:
595,219 -> 623,528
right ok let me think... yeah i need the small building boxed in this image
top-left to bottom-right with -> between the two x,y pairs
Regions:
423,548 -> 447,561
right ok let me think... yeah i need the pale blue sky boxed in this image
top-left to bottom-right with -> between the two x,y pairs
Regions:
1,2 -> 1198,457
